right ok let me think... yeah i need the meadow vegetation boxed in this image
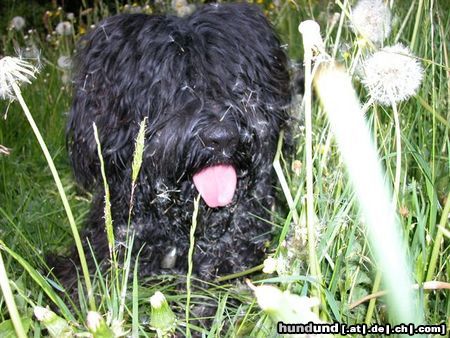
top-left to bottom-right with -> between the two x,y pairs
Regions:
0,0 -> 449,336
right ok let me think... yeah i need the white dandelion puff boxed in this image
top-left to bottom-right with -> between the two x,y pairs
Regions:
57,55 -> 72,69
55,21 -> 74,36
362,44 -> 424,105
10,16 -> 26,31
0,56 -> 38,101
172,0 -> 195,17
130,5 -> 143,14
351,0 -> 392,44
17,45 -> 43,71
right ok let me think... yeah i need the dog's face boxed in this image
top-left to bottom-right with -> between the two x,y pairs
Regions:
146,94 -> 283,207
68,3 -> 291,208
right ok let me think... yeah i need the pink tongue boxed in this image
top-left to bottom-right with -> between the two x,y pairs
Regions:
193,164 -> 237,208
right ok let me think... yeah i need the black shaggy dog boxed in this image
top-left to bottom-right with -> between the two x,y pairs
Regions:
59,3 -> 291,287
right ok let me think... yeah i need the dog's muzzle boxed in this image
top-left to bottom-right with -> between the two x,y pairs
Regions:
194,123 -> 239,208
200,123 -> 238,154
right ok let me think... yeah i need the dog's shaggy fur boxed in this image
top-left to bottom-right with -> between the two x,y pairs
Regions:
59,3 -> 291,285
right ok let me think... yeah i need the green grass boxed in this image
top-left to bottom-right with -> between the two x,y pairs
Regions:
1,0 -> 449,337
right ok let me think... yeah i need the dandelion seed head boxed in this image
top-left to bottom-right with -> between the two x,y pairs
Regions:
172,0 -> 195,17
57,55 -> 72,69
362,44 -> 424,105
130,5 -> 143,14
55,21 -> 74,36
0,56 -> 39,101
10,16 -> 26,31
351,0 -> 391,44
18,45 -> 42,67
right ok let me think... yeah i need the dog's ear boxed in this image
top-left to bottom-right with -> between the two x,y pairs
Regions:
192,3 -> 292,121
67,14 -> 157,189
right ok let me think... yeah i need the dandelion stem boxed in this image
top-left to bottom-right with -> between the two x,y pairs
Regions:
11,81 -> 96,311
391,100 -> 402,204
0,251 -> 27,338
299,21 -> 321,312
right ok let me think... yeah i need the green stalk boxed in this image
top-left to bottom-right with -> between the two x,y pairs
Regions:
93,124 -> 115,264
11,81 -> 95,311
0,251 -> 26,338
426,191 -> 450,283
185,195 -> 200,338
410,0 -> 424,51
332,0 -> 349,60
365,269 -> 382,324
273,130 -> 300,225
216,264 -> 263,282
391,101 -> 402,204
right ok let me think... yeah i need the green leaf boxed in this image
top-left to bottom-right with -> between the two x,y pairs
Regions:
0,318 -> 31,337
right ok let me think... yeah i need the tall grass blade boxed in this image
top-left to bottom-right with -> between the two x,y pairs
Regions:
0,251 -> 27,338
314,63 -> 421,324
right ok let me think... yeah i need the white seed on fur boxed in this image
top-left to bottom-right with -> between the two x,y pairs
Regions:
161,247 -> 177,269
